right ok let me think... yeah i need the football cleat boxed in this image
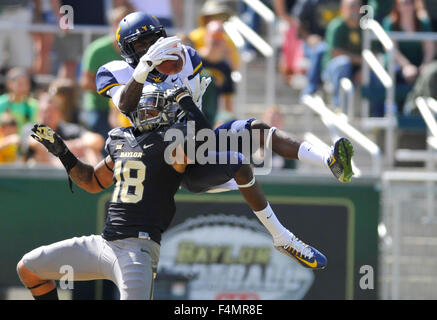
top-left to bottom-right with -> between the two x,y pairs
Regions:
327,138 -> 354,183
274,234 -> 327,270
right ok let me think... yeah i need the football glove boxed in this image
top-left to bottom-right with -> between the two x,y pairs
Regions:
165,86 -> 191,104
183,76 -> 212,108
133,36 -> 182,83
31,124 -> 68,157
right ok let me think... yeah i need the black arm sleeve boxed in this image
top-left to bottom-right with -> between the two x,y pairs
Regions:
178,95 -> 212,131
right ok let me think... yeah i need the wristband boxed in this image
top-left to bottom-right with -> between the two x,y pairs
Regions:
132,61 -> 151,84
59,149 -> 78,173
176,92 -> 191,104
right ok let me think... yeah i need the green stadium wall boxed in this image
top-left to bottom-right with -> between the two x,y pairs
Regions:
0,168 -> 379,300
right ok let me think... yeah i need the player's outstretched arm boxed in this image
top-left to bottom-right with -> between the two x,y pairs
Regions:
30,124 -> 113,193
68,156 -> 114,193
166,87 -> 211,131
117,77 -> 144,114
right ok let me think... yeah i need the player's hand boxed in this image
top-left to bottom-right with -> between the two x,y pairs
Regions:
145,36 -> 182,69
183,76 -> 212,108
133,36 -> 182,83
165,86 -> 191,104
30,124 -> 68,157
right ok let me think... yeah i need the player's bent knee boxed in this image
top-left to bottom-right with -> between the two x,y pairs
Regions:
250,120 -> 271,147
17,259 -> 56,296
250,120 -> 270,131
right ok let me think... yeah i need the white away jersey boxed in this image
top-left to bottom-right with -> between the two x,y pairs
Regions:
95,45 -> 203,105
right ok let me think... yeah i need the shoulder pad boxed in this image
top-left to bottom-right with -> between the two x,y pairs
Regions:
105,127 -> 135,155
96,60 -> 133,97
107,127 -> 128,140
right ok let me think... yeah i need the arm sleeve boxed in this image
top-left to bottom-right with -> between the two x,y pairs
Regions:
178,95 -> 211,131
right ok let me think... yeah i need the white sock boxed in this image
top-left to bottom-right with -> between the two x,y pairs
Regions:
297,141 -> 330,168
253,203 -> 289,243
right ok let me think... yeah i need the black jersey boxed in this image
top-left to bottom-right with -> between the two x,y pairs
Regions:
102,125 -> 184,244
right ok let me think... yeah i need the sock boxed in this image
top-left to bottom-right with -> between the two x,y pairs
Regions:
253,203 -> 289,242
33,288 -> 59,300
297,141 -> 330,168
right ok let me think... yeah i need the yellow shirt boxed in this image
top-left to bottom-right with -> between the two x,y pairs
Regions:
189,27 -> 240,70
110,100 -> 131,128
0,135 -> 18,163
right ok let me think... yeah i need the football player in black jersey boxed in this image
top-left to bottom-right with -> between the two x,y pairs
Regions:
16,83 -> 326,300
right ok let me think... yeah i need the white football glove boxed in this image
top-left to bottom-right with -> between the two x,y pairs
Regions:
132,36 -> 182,83
183,76 -> 212,108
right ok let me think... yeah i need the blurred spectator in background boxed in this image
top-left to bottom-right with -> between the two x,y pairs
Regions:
112,0 -> 135,11
293,0 -> 340,96
0,0 -> 34,70
322,0 -> 362,107
0,68 -> 38,133
190,0 -> 240,71
24,93 -> 104,166
421,0 -> 437,32
367,0 -> 393,23
200,68 -> 220,127
32,0 -> 61,75
129,0 -> 184,29
49,77 -> 78,123
273,0 -> 304,83
367,0 -> 435,116
177,32 -> 194,47
54,0 -> 107,80
199,21 -> 235,114
384,0 -> 434,81
273,0 -> 298,25
0,112 -> 20,164
238,0 -> 272,54
79,5 -> 132,139
404,60 -> 437,115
